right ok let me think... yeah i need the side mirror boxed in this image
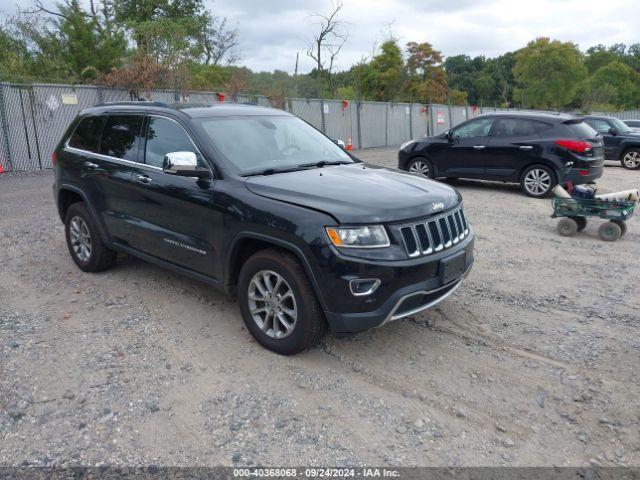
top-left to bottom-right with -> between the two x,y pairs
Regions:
334,139 -> 346,149
162,151 -> 210,178
608,127 -> 619,136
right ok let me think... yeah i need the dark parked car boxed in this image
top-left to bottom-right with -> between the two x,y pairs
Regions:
583,115 -> 640,169
622,119 -> 640,133
52,101 -> 474,355
398,112 -> 604,198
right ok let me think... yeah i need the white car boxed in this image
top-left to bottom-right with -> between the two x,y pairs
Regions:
622,119 -> 640,133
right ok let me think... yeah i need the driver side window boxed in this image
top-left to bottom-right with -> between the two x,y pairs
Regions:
451,118 -> 494,139
587,119 -> 611,134
144,116 -> 202,168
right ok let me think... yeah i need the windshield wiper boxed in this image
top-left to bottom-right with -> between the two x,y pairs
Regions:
297,160 -> 352,169
241,161 -> 352,177
241,166 -> 305,177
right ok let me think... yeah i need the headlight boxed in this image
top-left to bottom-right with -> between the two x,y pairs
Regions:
325,225 -> 390,248
399,139 -> 415,150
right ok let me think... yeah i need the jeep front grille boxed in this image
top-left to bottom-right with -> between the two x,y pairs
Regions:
399,207 -> 469,257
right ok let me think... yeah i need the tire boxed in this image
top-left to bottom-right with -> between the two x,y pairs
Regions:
237,248 -> 328,355
407,157 -> 433,178
598,221 -> 622,242
557,218 -> 578,237
573,216 -> 588,232
64,202 -> 117,272
613,220 -> 627,236
620,148 -> 640,170
521,165 -> 556,198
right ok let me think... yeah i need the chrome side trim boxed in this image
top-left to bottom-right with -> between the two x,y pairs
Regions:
63,113 -> 213,177
378,265 -> 472,327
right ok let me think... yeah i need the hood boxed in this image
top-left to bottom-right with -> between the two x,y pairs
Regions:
245,164 -> 460,224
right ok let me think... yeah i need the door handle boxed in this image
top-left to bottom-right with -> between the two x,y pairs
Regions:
85,162 -> 99,169
519,145 -> 534,150
136,174 -> 152,184
472,145 -> 486,150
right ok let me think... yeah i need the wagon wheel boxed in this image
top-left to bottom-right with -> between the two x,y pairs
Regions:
612,220 -> 627,237
598,221 -> 622,242
572,216 -> 587,232
557,218 -> 578,237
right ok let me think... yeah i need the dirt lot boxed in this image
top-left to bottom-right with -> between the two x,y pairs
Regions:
1,150 -> 639,468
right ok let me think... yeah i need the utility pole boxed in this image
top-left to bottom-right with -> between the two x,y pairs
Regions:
294,52 -> 299,98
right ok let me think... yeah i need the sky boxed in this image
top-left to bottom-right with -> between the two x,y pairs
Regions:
2,0 -> 639,73
209,0 -> 640,72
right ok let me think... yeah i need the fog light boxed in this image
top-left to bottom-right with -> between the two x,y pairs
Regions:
349,278 -> 381,296
578,170 -> 590,176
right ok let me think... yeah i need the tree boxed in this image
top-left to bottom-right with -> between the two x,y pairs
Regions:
583,61 -> 640,109
361,39 -> 404,101
199,11 -> 239,66
55,0 -> 125,77
406,41 -> 446,102
584,44 -> 619,74
102,51 -> 174,98
513,37 -> 586,109
306,0 -> 348,95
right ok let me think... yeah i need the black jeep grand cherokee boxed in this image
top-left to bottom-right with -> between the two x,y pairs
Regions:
53,102 -> 474,355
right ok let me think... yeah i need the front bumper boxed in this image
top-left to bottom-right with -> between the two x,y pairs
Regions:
322,232 -> 474,335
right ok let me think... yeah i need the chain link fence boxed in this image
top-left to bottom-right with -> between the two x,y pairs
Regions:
1,82 -> 639,173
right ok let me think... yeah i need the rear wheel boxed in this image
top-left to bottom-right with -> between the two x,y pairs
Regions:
238,248 -> 327,355
408,157 -> 433,178
521,165 -> 555,198
64,203 -> 117,272
557,218 -> 578,237
598,221 -> 622,242
621,148 -> 640,170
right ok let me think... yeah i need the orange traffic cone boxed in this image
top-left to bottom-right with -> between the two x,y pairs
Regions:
346,137 -> 353,151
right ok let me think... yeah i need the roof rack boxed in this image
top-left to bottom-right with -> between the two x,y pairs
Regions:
95,100 -> 172,108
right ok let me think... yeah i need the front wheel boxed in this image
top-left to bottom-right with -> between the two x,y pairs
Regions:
521,165 -> 555,198
621,149 -> 640,170
407,158 -> 433,178
612,220 -> 627,236
598,221 -> 622,242
237,249 -> 327,355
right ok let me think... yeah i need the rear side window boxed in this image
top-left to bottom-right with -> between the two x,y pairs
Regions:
492,118 -> 548,138
99,115 -> 143,161
564,121 -> 598,138
68,116 -> 103,152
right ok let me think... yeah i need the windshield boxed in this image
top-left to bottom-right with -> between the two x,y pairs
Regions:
197,115 -> 354,173
609,117 -> 631,134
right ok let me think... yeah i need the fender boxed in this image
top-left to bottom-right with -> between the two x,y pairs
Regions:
619,140 -> 640,159
57,183 -> 113,247
225,231 -> 331,318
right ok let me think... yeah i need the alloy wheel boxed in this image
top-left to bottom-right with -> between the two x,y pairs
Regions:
247,270 -> 297,339
524,168 -> 551,196
409,160 -> 430,177
69,216 -> 92,262
622,151 -> 640,169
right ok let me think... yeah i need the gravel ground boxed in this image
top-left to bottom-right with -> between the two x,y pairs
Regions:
0,151 -> 639,468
